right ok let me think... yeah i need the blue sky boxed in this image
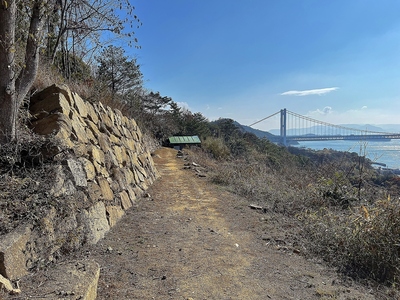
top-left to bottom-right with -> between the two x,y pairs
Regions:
127,0 -> 400,131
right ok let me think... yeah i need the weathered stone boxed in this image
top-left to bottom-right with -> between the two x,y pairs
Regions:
99,112 -> 113,132
55,127 -> 75,149
132,168 -> 140,184
30,93 -> 71,117
109,134 -> 121,145
0,225 -> 31,280
138,153 -> 148,167
85,126 -> 97,144
23,260 -> 100,300
136,166 -> 147,182
122,168 -> 135,186
127,118 -> 138,131
89,145 -> 105,165
86,102 -> 99,124
119,191 -> 132,210
30,84 -> 73,107
109,179 -> 121,193
98,133 -> 111,153
50,165 -> 77,197
126,186 -> 137,204
105,149 -> 119,168
85,119 -> 101,139
106,106 -> 115,123
113,108 -> 123,124
72,92 -> 88,118
78,157 -> 96,181
66,159 -> 88,187
78,202 -> 110,244
97,102 -> 107,114
133,186 -> 144,198
111,125 -> 122,138
113,145 -> 124,166
93,160 -> 110,177
87,182 -> 102,202
97,177 -> 114,201
139,182 -> 148,191
31,112 -> 72,135
70,109 -> 89,144
73,143 -> 88,158
106,206 -> 124,227
112,168 -> 127,190
121,126 -> 133,139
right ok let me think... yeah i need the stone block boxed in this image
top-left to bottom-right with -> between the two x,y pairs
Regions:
0,225 -> 31,280
109,134 -> 121,145
121,126 -> 133,139
86,102 -> 99,124
98,133 -> 111,153
99,112 -> 113,132
87,182 -> 102,202
50,165 -> 77,197
85,120 -> 101,139
70,110 -> 89,144
89,145 -> 105,165
78,202 -> 110,244
97,177 -> 114,201
30,84 -> 73,107
93,160 -> 110,177
78,157 -> 96,181
111,168 -> 127,190
122,168 -> 135,185
106,206 -> 124,228
66,159 -> 88,187
72,92 -> 88,118
126,186 -> 137,204
85,126 -> 97,144
30,93 -> 70,117
113,146 -> 124,165
119,191 -> 132,210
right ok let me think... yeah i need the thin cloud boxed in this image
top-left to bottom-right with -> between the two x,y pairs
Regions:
281,87 -> 339,96
309,106 -> 333,116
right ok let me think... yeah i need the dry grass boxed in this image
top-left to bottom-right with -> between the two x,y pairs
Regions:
205,145 -> 400,290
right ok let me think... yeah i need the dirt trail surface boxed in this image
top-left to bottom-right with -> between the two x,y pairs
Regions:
12,147 -> 376,299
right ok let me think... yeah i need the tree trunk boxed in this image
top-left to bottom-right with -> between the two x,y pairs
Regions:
0,0 -> 17,143
0,0 -> 47,143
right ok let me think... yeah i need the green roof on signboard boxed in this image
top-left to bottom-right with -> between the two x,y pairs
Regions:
168,136 -> 201,144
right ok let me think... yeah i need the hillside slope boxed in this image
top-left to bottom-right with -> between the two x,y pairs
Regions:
10,147 -> 375,299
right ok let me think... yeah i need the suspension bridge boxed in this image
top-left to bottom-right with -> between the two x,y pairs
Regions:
249,109 -> 400,146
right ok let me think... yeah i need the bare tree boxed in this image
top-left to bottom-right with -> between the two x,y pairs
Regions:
0,0 -> 48,143
47,0 -> 142,78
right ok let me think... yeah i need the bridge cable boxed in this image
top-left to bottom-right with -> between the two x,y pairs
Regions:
248,111 -> 281,127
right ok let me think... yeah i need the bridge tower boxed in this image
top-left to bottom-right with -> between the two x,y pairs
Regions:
280,108 -> 287,146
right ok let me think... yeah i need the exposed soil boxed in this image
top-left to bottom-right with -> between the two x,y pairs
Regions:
7,147 -> 378,299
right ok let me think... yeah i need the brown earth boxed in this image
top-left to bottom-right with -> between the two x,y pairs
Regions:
6,147 -> 378,299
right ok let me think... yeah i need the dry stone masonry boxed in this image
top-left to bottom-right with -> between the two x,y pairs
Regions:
0,84 -> 159,297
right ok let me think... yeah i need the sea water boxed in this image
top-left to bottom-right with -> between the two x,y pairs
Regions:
295,140 -> 400,169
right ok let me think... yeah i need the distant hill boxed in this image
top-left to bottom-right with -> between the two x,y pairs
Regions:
233,121 -> 276,139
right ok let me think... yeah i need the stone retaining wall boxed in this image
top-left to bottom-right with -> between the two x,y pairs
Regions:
0,84 -> 159,287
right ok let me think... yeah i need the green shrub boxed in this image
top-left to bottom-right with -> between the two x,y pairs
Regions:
202,137 -> 230,160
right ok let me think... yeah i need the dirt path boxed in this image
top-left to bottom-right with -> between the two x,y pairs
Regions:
77,147 -> 373,300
